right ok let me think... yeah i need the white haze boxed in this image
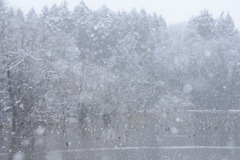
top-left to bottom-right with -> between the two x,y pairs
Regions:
6,0 -> 240,29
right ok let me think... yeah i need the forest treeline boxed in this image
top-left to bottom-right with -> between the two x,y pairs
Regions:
1,0 -> 240,158
0,0 -> 240,142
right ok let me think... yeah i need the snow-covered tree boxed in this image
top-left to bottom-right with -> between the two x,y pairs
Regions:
189,10 -> 216,40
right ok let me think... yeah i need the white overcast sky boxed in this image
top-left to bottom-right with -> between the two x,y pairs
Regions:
5,0 -> 240,29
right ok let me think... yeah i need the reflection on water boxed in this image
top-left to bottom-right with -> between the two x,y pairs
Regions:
1,111 -> 240,160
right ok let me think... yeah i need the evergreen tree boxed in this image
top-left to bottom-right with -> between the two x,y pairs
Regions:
189,10 -> 216,40
217,12 -> 237,38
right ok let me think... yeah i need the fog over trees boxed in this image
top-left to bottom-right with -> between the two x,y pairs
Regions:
0,0 -> 240,160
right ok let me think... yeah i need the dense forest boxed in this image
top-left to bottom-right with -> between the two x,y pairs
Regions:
0,0 -> 240,159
